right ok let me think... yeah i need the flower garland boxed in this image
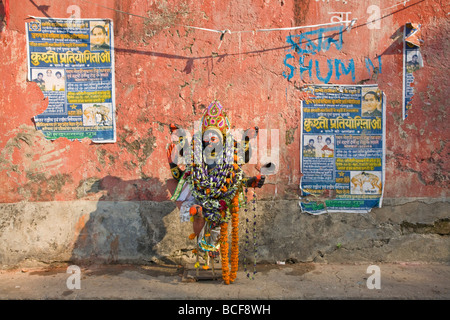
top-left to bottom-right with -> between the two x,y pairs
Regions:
185,135 -> 244,226
220,221 -> 230,284
229,193 -> 240,283
218,182 -> 241,284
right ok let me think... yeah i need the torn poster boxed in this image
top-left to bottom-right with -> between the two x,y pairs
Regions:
299,85 -> 386,215
26,17 -> 116,142
402,23 -> 423,120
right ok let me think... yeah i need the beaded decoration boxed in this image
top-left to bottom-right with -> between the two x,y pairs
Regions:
243,187 -> 258,280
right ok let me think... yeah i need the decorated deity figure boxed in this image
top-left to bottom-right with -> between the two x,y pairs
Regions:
167,101 -> 265,284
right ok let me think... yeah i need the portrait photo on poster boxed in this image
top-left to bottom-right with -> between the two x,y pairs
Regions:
361,87 -> 382,117
89,21 -> 111,51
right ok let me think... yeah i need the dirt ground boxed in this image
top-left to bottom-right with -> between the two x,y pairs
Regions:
0,261 -> 449,300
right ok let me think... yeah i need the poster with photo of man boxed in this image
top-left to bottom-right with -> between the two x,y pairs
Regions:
300,85 -> 385,215
26,17 -> 116,142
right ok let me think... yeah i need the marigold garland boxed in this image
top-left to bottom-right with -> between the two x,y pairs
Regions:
218,193 -> 242,285
229,195 -> 239,282
220,222 -> 230,284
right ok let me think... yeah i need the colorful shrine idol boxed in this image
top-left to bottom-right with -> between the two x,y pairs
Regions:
167,101 -> 265,284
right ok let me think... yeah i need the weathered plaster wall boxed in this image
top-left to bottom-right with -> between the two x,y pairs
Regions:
0,0 -> 448,268
0,199 -> 448,267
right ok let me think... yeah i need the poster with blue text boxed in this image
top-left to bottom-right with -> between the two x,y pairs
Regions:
299,85 -> 385,215
26,17 -> 116,142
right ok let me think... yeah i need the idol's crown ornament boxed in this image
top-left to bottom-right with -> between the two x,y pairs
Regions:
201,100 -> 231,136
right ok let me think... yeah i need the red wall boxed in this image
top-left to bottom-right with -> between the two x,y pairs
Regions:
0,0 -> 448,203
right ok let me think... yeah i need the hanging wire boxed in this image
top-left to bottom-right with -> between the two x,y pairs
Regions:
76,0 -> 357,36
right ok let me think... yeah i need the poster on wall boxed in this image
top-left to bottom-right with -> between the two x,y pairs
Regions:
299,85 -> 386,215
402,22 -> 423,120
26,17 -> 116,142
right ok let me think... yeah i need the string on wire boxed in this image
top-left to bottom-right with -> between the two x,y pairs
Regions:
73,0 -> 424,40
76,0 -> 357,38
381,0 -> 412,11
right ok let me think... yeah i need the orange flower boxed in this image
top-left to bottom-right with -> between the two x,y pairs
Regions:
189,233 -> 196,240
189,206 -> 197,216
221,186 -> 227,193
206,188 -> 211,195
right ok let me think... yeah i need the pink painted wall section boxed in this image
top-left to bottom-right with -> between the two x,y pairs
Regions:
0,0 -> 448,203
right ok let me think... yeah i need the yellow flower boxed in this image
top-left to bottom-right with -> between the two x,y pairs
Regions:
194,262 -> 200,268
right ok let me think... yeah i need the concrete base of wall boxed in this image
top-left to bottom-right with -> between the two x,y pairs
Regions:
1,199 -> 449,269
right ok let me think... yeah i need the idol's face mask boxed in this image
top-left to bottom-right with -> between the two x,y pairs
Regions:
202,128 -> 223,163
